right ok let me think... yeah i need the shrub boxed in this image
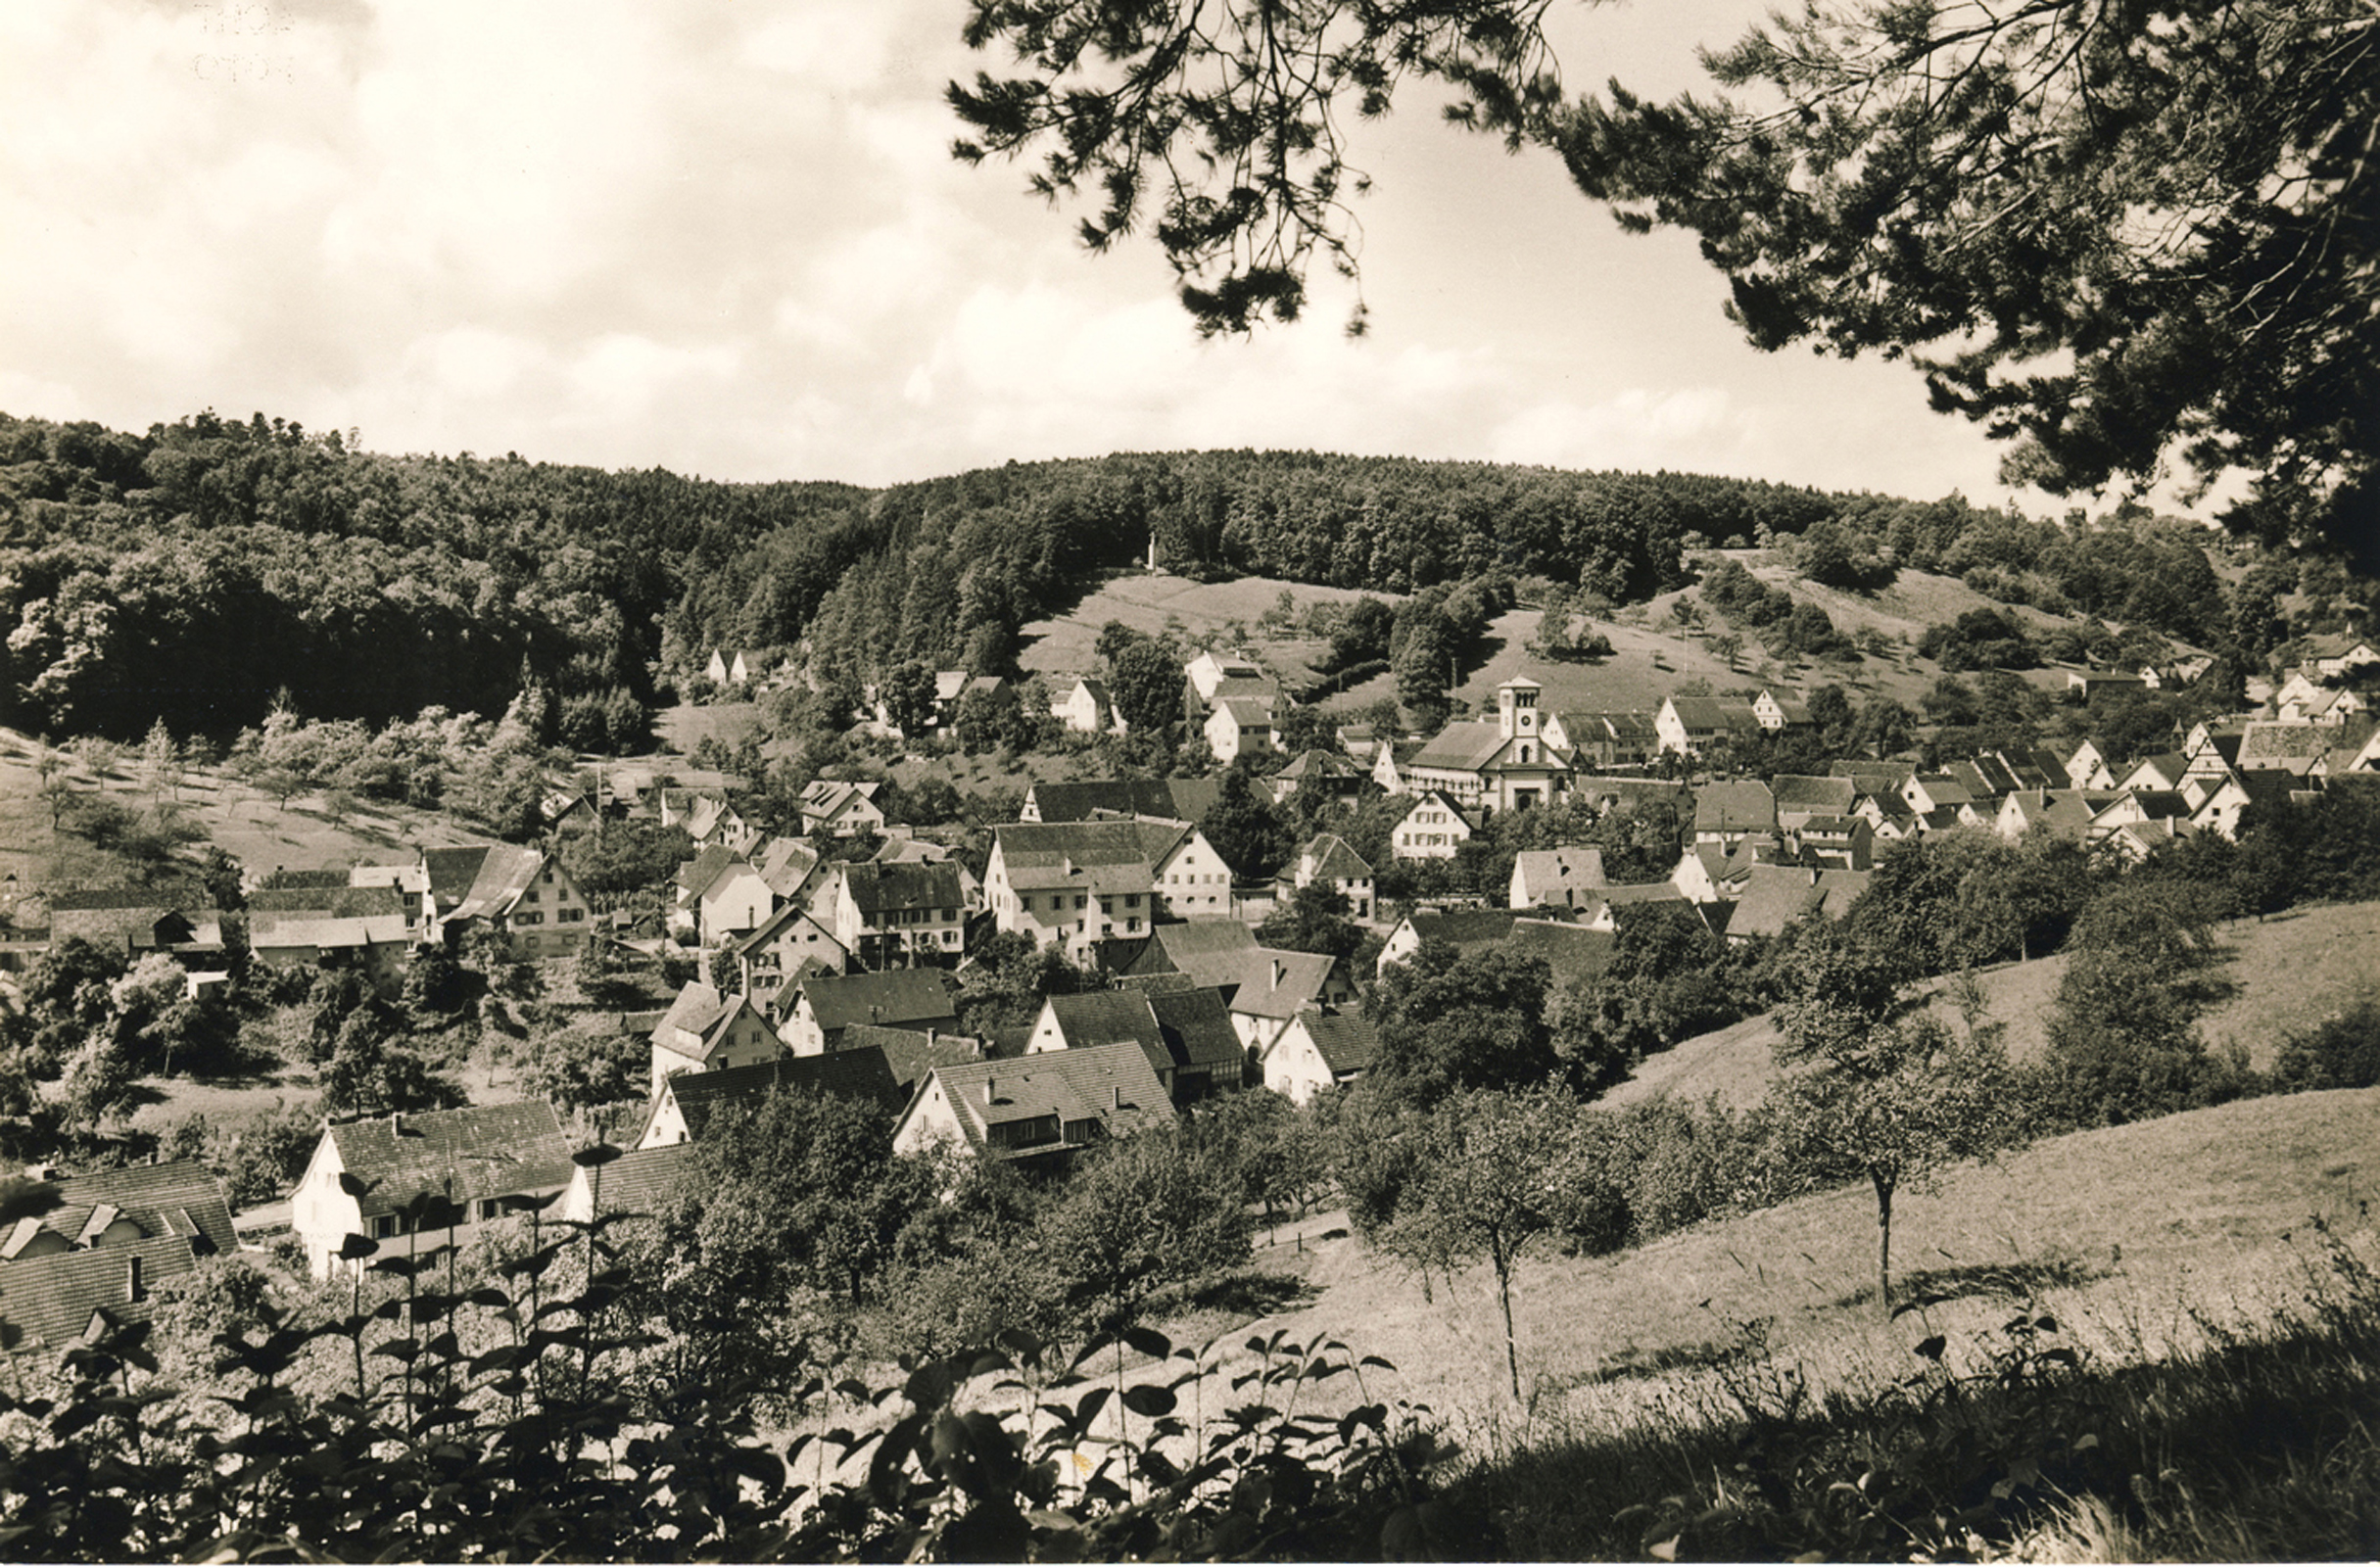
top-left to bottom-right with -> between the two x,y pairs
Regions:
2271,999 -> 2380,1092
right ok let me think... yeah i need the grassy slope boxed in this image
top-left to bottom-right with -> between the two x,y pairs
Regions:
1606,899 -> 2380,1112
1016,569 -> 1387,691
1210,1088 -> 2379,1455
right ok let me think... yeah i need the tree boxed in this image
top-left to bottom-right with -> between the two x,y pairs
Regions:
33,744 -> 75,831
1355,1087 -> 1624,1400
880,660 -> 938,737
1254,881 -> 1364,965
1199,764 -> 1289,879
952,0 -> 2378,560
137,718 -> 182,804
1771,976 -> 2023,1315
1038,1123 -> 1254,1338
1369,940 -> 1555,1107
1106,637 -> 1181,736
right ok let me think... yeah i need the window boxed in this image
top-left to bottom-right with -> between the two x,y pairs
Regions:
478,1198 -> 501,1222
515,911 -> 543,926
560,907 -> 585,923
372,1214 -> 399,1239
524,889 -> 539,903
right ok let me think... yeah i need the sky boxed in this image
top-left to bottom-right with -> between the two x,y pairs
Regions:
2,0 -> 2058,506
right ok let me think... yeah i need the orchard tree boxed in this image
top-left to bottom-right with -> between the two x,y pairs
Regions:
1368,940 -> 1555,1106
1771,964 -> 2023,1314
951,0 -> 2377,561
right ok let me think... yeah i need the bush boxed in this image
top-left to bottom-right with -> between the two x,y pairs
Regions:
2271,1000 -> 2380,1092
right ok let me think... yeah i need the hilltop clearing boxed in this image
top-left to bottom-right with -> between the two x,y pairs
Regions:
1604,899 -> 2380,1112
1016,568 -> 1394,692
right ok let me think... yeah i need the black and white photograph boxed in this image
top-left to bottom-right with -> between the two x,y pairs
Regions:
1,0 -> 2374,1558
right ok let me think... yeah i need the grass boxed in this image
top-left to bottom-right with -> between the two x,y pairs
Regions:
1608,898 -> 2380,1112
1016,568 -> 1398,689
1177,1087 -> 2380,1558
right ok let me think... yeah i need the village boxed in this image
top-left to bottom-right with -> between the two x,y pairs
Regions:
5,623 -> 2374,1346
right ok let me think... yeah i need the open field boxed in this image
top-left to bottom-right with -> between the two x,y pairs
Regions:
0,725 -> 500,914
1201,1086 -> 2378,1444
1606,898 -> 2380,1112
1016,568 -> 1395,689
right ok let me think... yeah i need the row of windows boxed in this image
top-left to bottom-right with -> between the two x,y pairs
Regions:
369,1198 -> 503,1237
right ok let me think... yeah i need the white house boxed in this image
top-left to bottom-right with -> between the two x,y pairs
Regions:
646,981 -> 787,1093
1508,847 -> 1607,911
1052,676 -> 1125,735
1389,789 -> 1474,860
1260,1009 -> 1379,1105
1204,695 -> 1278,763
291,1103 -> 573,1279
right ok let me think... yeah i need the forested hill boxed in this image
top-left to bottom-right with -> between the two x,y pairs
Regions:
0,410 -> 2041,745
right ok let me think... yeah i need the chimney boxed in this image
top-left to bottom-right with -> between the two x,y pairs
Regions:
1110,1083 -> 1122,1111
390,1112 -> 402,1136
126,1254 -> 144,1303
984,1072 -> 997,1104
1271,957 -> 1286,991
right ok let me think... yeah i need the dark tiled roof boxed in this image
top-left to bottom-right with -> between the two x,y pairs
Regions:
421,847 -> 495,906
569,1143 -> 690,1220
675,843 -> 740,896
246,884 -> 411,919
1408,721 -> 1505,773
656,1047 -> 908,1140
839,861 -> 966,917
1298,833 -> 1374,882
1405,908 -> 1519,951
1693,781 -> 1776,833
1146,988 -> 1247,1070
1296,1010 -> 1379,1075
838,1025 -> 984,1091
1500,920 -> 1617,990
30,1161 -> 238,1258
925,1043 -> 1174,1153
1026,778 -> 1217,824
0,1235 -> 202,1354
1770,775 -> 1857,815
797,970 -> 963,1031
327,1102 -> 574,1219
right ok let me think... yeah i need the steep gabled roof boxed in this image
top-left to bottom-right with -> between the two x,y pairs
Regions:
796,970 -> 962,1032
993,820 -> 1189,891
1221,952 -> 1340,1021
927,1043 -> 1174,1153
649,1047 -> 908,1142
1728,865 -> 1827,940
1511,848 -> 1606,902
326,1102 -> 574,1220
650,980 -> 730,1052
1298,832 -> 1374,883
567,1143 -> 690,1220
1499,920 -> 1617,990
1024,778 -> 1218,824
1770,775 -> 1857,816
23,1161 -> 237,1258
1694,780 -> 1776,834
837,1025 -> 984,1091
451,846 -> 547,922
752,835 -> 822,897
0,1234 -> 202,1353
1403,907 -> 1518,953
421,847 -> 496,908
837,860 -> 966,917
1294,1009 -> 1379,1075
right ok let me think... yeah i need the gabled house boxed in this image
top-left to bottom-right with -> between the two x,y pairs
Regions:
2302,634 -> 2380,679
1390,789 -> 1476,860
422,845 -> 592,960
1694,780 -> 1778,845
1025,988 -> 1248,1103
2191,769 -> 2313,840
1267,749 -> 1365,807
47,889 -> 225,965
636,1047 -> 909,1148
1789,815 -> 1874,870
2117,752 -> 2194,794
0,1164 -> 237,1353
558,1143 -> 689,1225
1655,695 -> 1762,757
1541,710 -> 1660,770
2087,789 -> 2194,841
1994,788 -> 2117,843
728,902 -> 849,1007
895,1042 -> 1173,1163
1499,918 -> 1619,991
1725,865 -> 1872,944
646,980 -> 786,1092
1900,774 -> 1979,819
1771,775 -> 1858,831
1052,676 -> 1126,735
689,852 -> 778,947
2239,718 -> 2374,778
1287,832 -> 1375,920
1375,907 -> 1519,973
824,859 -> 970,968
1752,689 -> 1813,733
800,780 -> 886,838
1260,1009 -> 1379,1105
783,969 -> 963,1056
292,1103 -> 575,1279
986,820 -> 1230,961
1509,847 -> 1607,911
1217,951 -> 1354,1056
248,912 -> 413,996
705,648 -> 756,687
1672,836 -> 1776,903
1204,695 -> 1279,763
2064,738 -> 2117,791
1183,650 -> 1268,720
1574,879 -> 1695,932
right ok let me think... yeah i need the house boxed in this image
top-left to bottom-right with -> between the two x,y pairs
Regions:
824,859 -> 969,968
47,889 -> 225,964
1654,695 -> 1762,757
1183,650 -> 1269,718
1693,780 -> 1778,845
1217,951 -> 1354,1056
1205,694 -> 1279,763
727,902 -> 850,1007
705,648 -> 756,686
782,969 -> 963,1056
1389,789 -> 1476,860
636,1047 -> 910,1148
646,980 -> 786,1093
1020,777 -> 1219,824
1672,836 -> 1776,903
1370,739 -> 1415,795
1115,925 -> 1356,1031
1900,774 -> 1980,819
2116,752 -> 2194,794
291,1103 -> 575,1279
986,819 -> 1231,962
1771,775 -> 1858,831
1287,832 -> 1375,920
1788,814 -> 1874,870
1509,847 -> 1607,911
1827,761 -> 1918,798
1026,987 -> 1248,1103
247,912 -> 414,996
800,780 -> 886,839
422,845 -> 593,960
1995,788 -> 2118,843
1574,879 -> 1695,931
1541,710 -> 1661,770
1267,749 -> 1365,807
1335,723 -> 1383,762
1052,676 -> 1126,736
2238,719 -> 2367,778
1726,865 -> 1872,943
659,789 -> 758,855
1752,689 -> 1813,733
1375,907 -> 1518,973
1260,1009 -> 1379,1105
2191,769 -> 2314,840
2099,818 -> 2195,864
2063,738 -> 2117,791
894,1042 -> 1173,1163
558,1143 -> 690,1224
2303,633 -> 2380,679
1403,679 -> 1571,815
1499,918 -> 1619,991
0,1161 -> 236,1267
932,670 -> 1005,729
2066,669 -> 2150,700
1850,793 -> 1920,842
2087,790 -> 2194,842
0,1161 -> 238,1353
688,852 -> 778,947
